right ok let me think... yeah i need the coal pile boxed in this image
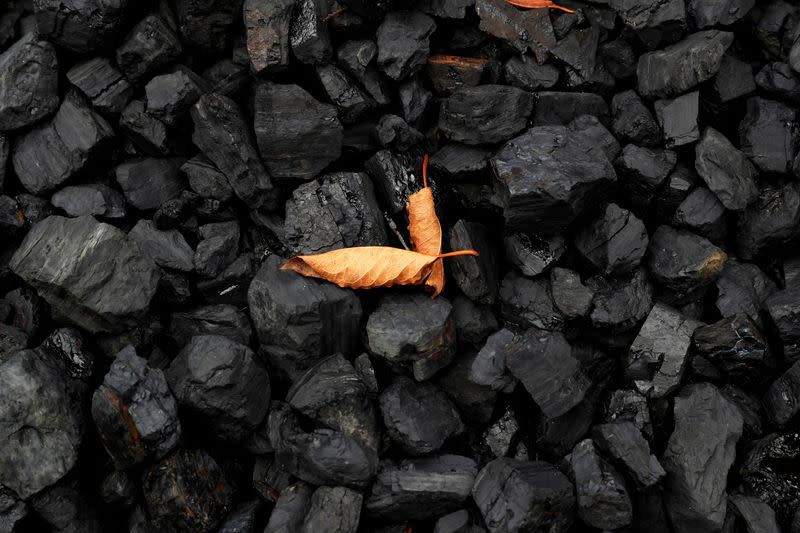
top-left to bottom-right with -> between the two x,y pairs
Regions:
3,0 -> 800,532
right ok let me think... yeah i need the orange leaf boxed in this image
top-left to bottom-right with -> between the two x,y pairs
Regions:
407,155 -> 445,297
281,247 -> 478,290
505,0 -> 576,13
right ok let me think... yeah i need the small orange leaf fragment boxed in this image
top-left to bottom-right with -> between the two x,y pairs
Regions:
407,154 -> 445,297
505,0 -> 576,13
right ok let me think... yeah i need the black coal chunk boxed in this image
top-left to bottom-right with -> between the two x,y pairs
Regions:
447,220 -> 499,304
91,346 -> 181,469
366,455 -> 477,520
569,438 -> 632,530
194,221 -> 239,279
427,55 -> 494,95
30,476 -> 102,532
533,91 -> 610,127
695,127 -> 759,211
737,183 -> 800,260
254,82 -> 343,182
169,305 -> 252,348
301,486 -> 362,533
764,287 -> 800,363
609,0 -> 685,48
418,0 -> 472,18
503,56 -> 559,91
550,267 -> 593,319
654,91 -> 700,148
637,30 -> 733,99
248,255 -> 362,379
0,33 -> 58,132
0,349 -> 82,498
492,125 -> 617,236
504,233 -> 566,277
740,432 -> 800,525
376,10 -> 436,80
12,91 -> 114,194
672,188 -> 725,244
316,64 -> 375,123
375,114 -> 424,152
693,315 -> 775,387
10,215 -> 160,333
599,39 -> 636,79
739,97 -> 799,174
728,494 -> 781,533
610,90 -> 661,147
145,66 -> 207,125
264,482 -> 312,533
711,53 -> 756,104
646,225 -> 727,302
469,328 -> 517,393
688,0 -> 753,28
715,259 -> 776,322
115,158 -> 185,211
475,0 -> 555,62
129,219 -> 193,272
755,62 -> 800,105
192,93 -> 277,209
662,383 -> 742,533
284,172 -> 387,255
604,389 -> 652,439
142,449 -> 233,533
399,76 -> 432,123
34,0 -> 129,53
243,0 -> 296,74
336,39 -> 377,79
379,376 -> 463,454
290,0 -> 333,65
499,270 -> 564,331
175,0 -> 242,54
626,303 -> 701,398
551,25 -> 601,88
472,458 -> 575,533
439,85 -> 533,145
615,144 -> 677,211
67,57 -> 132,116
166,335 -> 270,442
592,421 -> 665,488
120,100 -> 172,156
574,203 -> 649,276
587,268 -> 654,332
183,156 -> 233,202
116,15 -> 182,83
763,360 -> 800,427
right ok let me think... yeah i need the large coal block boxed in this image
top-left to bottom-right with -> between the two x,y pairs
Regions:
91,346 -> 181,468
290,0 -> 333,65
10,216 -> 160,333
376,10 -> 436,80
0,33 -> 59,132
145,66 -> 207,126
736,183 -> 800,260
491,126 -> 617,236
67,57 -> 132,116
474,0 -> 555,61
254,82 -> 343,182
244,0 -> 296,74
439,85 -> 533,145
574,203 -> 649,276
166,335 -> 270,442
569,439 -> 632,530
764,287 -> 800,363
592,421 -> 665,489
116,15 -> 182,83
34,0 -> 130,53
739,432 -> 800,525
301,486 -> 362,533
694,127 -> 759,210
364,149 -> 420,215
740,96 -> 799,174
0,349 -> 82,499
114,158 -> 185,211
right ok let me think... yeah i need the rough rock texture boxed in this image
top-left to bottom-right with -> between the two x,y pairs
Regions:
376,11 -> 436,80
569,439 -> 632,530
439,85 -> 533,145
34,0 -> 130,53
695,127 -> 759,210
0,33 -> 59,131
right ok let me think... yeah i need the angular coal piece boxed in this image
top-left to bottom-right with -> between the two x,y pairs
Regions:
569,439 -> 632,530
0,195 -> 23,237
654,91 -> 700,148
290,0 -> 333,64
447,220 -> 499,305
504,233 -> 566,277
286,354 -> 379,451
12,91 -> 114,194
0,485 -> 26,532
427,55 -> 493,95
626,303 -> 701,398
432,509 -> 473,533
662,383 -> 743,533
196,251 -> 252,304
550,267 -> 593,319
429,144 -> 490,182
480,406 -> 521,459
610,90 -> 662,147
376,10 -> 435,80
67,57 -> 132,115
218,500 -> 261,533
0,323 -> 29,354
592,421 -> 665,488
499,270 -> 564,331
469,328 -> 517,392
436,351 -> 497,426
169,305 -> 251,348
756,62 -> 800,105
604,389 -> 653,440
379,376 -> 463,454
264,482 -> 312,533
269,401 -> 377,488
672,187 -> 727,244
316,64 -> 375,124
194,221 -> 240,278
175,0 -> 242,54
375,114 -> 424,152
418,0 -> 472,18
586,268 -> 654,331
693,315 -> 775,387
0,349 -> 82,500
167,335 -> 270,442
763,360 -> 800,427
143,449 -> 233,533
647,225 -> 726,301
739,97 -> 799,174
737,183 -> 800,260
100,470 -> 136,506
366,455 -> 477,520
551,24 -> 600,87
728,494 -> 781,533
740,432 -> 800,525
366,294 -> 455,381
504,56 -> 559,92
716,260 -> 776,322
616,144 -> 677,211
637,30 -> 733,99
285,172 -> 387,255
145,66 -> 207,125
51,184 -> 126,219
654,163 -> 695,220
575,203 -> 649,276
0,33 -> 58,132
3,286 -> 45,337
475,0 -> 555,62
492,125 -> 616,236
301,486 -> 362,533
688,0 -> 753,27
120,100 -> 172,156
506,328 -> 589,418
609,0 -> 685,48
244,0 -> 295,73
91,346 -> 181,468
337,39 -> 377,80
254,82 -> 343,182
693,127 -> 759,211
202,59 -> 248,98
711,53 -> 756,104
399,76 -> 432,124
439,85 -> 532,146
472,458 -> 575,533
183,157 -> 233,202
34,0 -> 129,53
31,476 -> 102,532
599,39 -> 636,79
115,158 -> 185,211
193,93 -> 277,209
765,287 -> 800,363
116,15 -> 182,83
10,216 -> 160,333
533,91 -> 610,127
248,255 -> 362,379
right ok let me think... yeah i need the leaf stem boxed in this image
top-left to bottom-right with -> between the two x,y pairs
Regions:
422,154 -> 429,188
438,250 -> 479,258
